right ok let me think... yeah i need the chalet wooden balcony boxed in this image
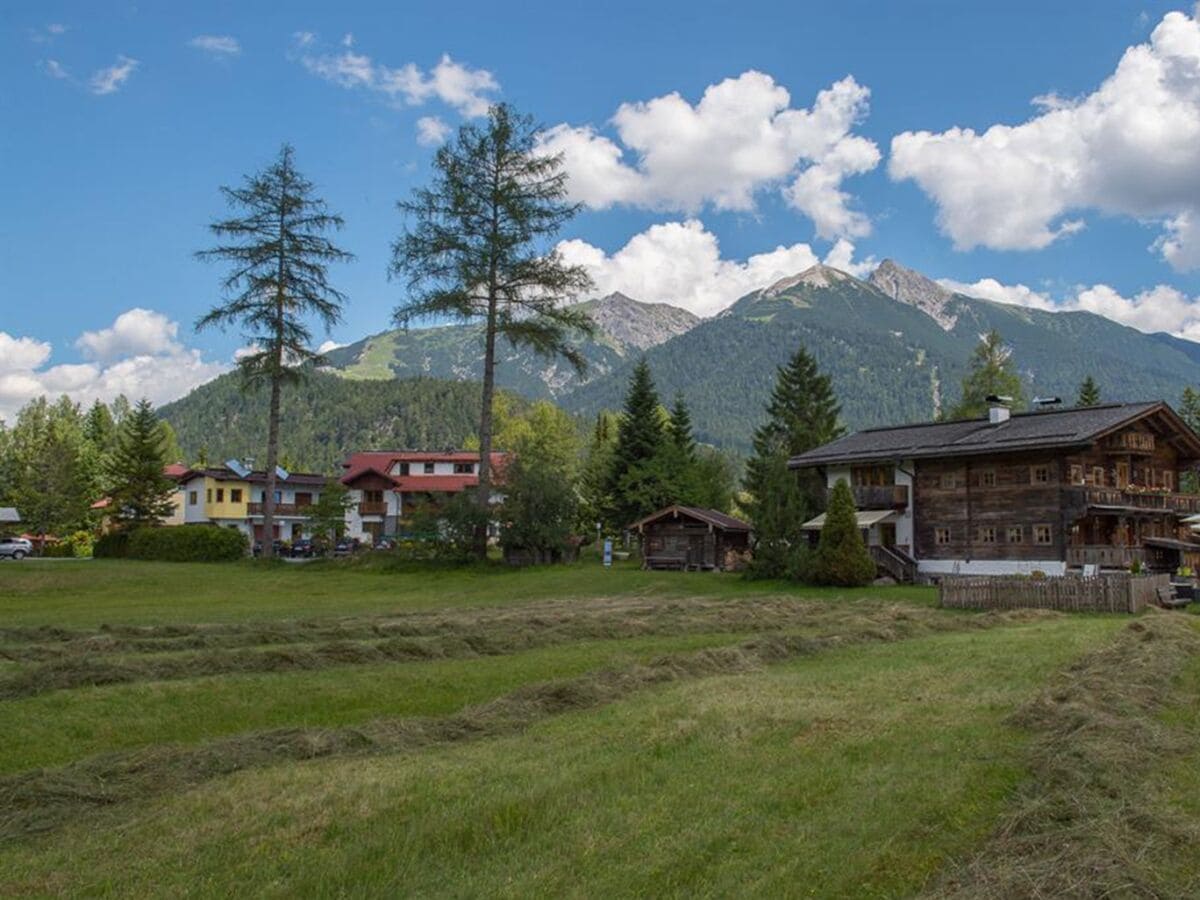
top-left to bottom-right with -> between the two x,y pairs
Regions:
247,503 -> 312,517
848,484 -> 909,510
1105,432 -> 1155,454
357,501 -> 387,516
1067,545 -> 1147,568
1073,487 -> 1200,515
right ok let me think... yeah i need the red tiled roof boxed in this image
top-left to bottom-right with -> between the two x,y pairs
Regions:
340,450 -> 508,485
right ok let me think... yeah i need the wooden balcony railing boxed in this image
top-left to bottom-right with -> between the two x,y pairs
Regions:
358,501 -> 387,516
1067,545 -> 1147,568
247,503 -> 311,517
848,484 -> 909,510
1105,432 -> 1155,453
1073,487 -> 1200,515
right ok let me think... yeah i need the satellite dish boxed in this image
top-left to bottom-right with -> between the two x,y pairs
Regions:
225,459 -> 250,478
275,466 -> 290,481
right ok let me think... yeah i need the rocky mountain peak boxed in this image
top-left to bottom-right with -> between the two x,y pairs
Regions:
868,259 -> 958,331
583,292 -> 700,352
763,264 -> 854,297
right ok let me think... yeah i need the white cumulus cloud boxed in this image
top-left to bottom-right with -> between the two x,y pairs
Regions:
890,8 -> 1200,269
0,311 -> 229,423
416,115 -> 451,146
940,276 -> 1200,341
537,72 -> 880,239
189,35 -> 241,56
299,41 -> 498,117
556,219 -> 871,317
75,308 -> 180,363
89,55 -> 138,95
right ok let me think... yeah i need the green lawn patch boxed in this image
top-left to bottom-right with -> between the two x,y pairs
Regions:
0,617 -> 1122,897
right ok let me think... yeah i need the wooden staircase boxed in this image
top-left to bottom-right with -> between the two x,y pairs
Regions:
869,545 -> 918,583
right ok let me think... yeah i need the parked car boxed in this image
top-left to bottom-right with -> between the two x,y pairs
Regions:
289,538 -> 317,559
0,537 -> 33,560
374,538 -> 395,552
252,539 -> 284,558
334,537 -> 361,557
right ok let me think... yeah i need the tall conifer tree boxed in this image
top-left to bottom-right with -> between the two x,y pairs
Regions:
743,345 -> 844,531
606,359 -> 670,528
947,330 -> 1025,419
106,399 -> 177,528
391,104 -> 593,558
195,144 -> 351,557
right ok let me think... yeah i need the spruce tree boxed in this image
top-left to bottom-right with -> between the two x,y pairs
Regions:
812,478 -> 876,587
391,104 -> 593,558
742,345 -> 844,541
106,399 -> 177,528
606,359 -> 669,528
195,144 -> 352,558
1077,375 -> 1101,407
947,330 -> 1025,419
667,393 -> 697,461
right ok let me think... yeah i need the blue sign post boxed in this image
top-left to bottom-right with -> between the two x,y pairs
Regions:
603,539 -> 613,568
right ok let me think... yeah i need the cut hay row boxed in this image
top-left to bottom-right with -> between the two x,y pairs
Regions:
0,595 -> 830,659
927,612 -> 1200,898
0,599 -> 958,698
0,606 -> 1051,845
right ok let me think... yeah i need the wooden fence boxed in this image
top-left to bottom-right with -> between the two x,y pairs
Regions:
938,573 -> 1169,614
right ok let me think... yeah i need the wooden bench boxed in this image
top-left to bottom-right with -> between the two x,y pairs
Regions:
1157,585 -> 1190,609
644,553 -> 688,571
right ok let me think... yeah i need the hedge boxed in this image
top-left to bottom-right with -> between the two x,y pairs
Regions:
126,526 -> 248,562
93,530 -> 132,559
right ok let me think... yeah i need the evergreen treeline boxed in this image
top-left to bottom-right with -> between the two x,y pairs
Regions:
0,394 -> 181,539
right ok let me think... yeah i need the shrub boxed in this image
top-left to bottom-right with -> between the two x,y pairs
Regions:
811,479 -> 876,587
127,525 -> 248,562
94,530 -> 132,558
41,541 -> 74,558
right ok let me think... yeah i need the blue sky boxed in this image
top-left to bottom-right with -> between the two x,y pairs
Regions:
3,1 -> 1200,418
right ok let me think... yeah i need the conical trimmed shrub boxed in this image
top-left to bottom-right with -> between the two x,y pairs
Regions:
813,478 -> 876,587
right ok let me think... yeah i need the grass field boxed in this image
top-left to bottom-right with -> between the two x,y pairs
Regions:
1,558 -> 1198,897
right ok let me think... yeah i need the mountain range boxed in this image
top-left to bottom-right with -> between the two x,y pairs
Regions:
160,260 -> 1200,465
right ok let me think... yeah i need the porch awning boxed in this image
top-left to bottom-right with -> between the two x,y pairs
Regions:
1143,537 -> 1200,552
801,509 -> 896,531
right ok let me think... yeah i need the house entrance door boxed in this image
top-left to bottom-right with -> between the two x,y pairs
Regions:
879,523 -> 897,547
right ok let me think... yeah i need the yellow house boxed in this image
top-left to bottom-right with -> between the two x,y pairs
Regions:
177,465 -> 329,542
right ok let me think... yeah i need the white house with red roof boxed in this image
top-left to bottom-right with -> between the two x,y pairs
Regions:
340,449 -> 508,543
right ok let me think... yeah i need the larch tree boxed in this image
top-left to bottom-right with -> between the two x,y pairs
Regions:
390,104 -> 593,558
947,329 -> 1025,420
1077,375 -> 1101,407
106,398 -> 177,528
195,144 -> 352,558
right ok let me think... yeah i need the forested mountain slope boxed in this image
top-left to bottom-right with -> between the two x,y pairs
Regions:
158,372 -> 510,472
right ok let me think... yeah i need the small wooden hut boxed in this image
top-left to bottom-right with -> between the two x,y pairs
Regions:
629,505 -> 751,571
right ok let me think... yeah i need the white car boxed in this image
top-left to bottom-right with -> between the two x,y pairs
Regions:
0,537 -> 32,560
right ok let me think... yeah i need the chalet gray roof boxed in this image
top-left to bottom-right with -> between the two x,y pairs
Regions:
789,402 -> 1191,468
629,505 -> 751,532
0,507 -> 19,524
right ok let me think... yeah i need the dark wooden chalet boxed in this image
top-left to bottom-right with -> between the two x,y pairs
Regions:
789,401 -> 1200,578
630,505 -> 751,571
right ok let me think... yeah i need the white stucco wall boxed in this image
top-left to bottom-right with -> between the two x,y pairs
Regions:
918,559 -> 1067,577
182,484 -> 206,523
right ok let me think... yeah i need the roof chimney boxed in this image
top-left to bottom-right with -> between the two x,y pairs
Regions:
986,394 -> 1012,424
